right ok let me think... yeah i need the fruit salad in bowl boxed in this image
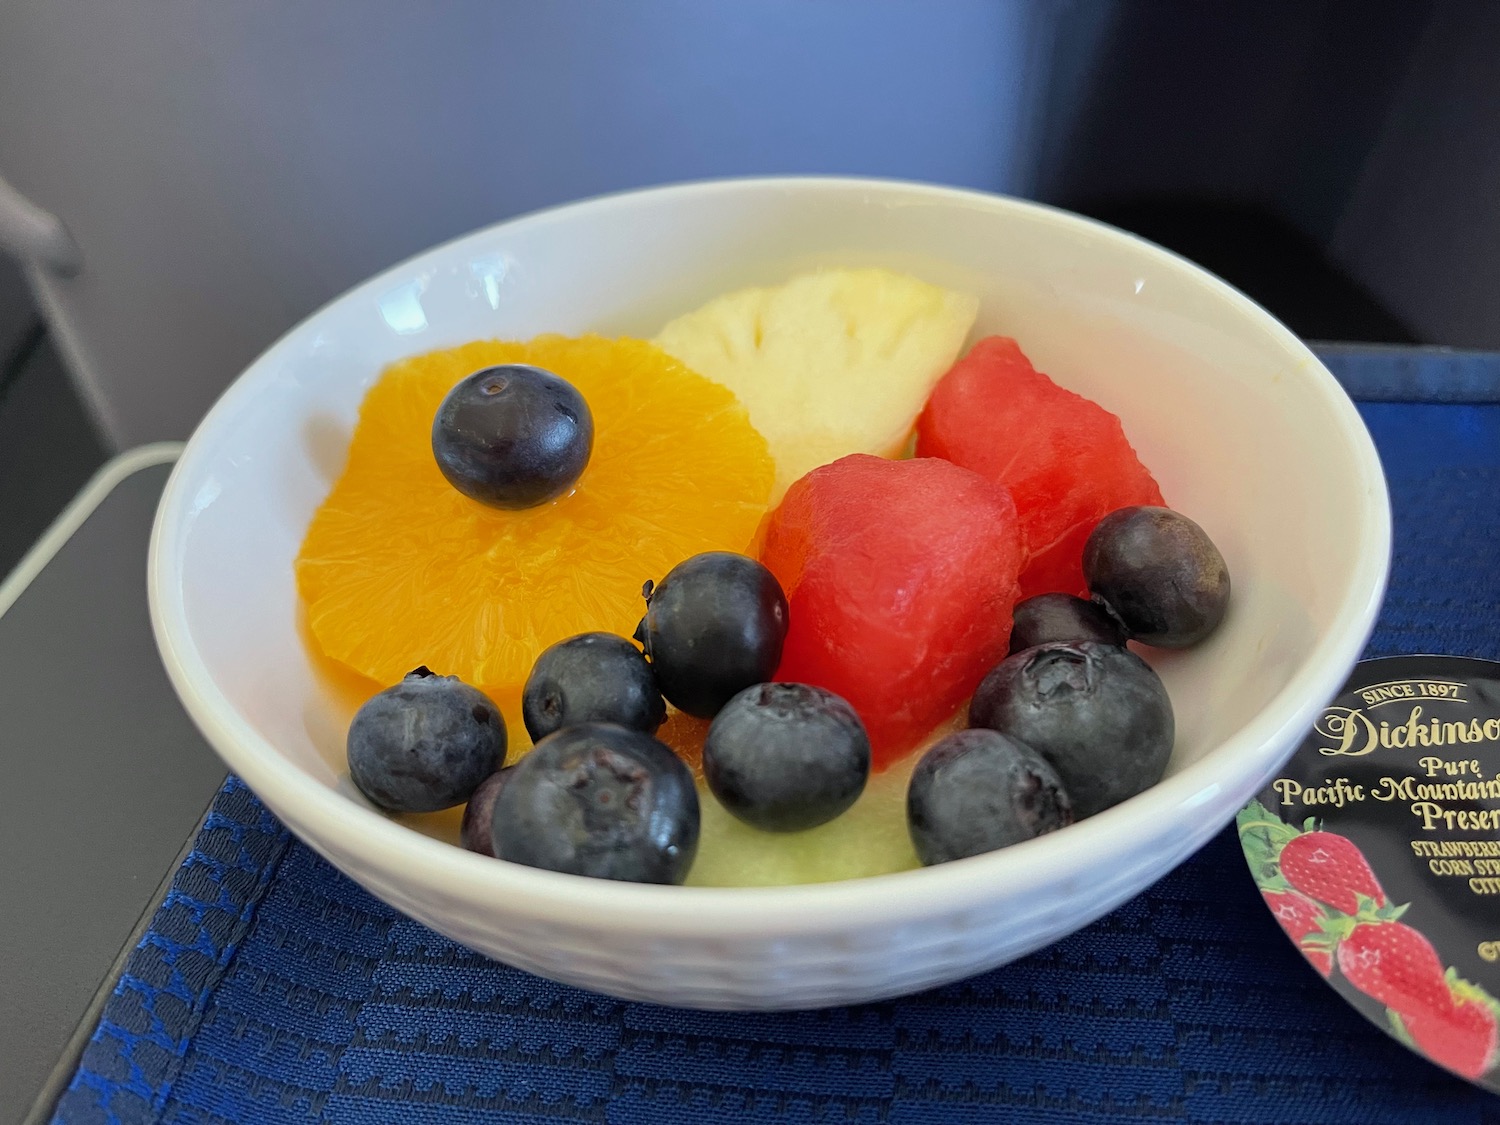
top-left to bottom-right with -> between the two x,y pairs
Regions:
149,178 -> 1389,1009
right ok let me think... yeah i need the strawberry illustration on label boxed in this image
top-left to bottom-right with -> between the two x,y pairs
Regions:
1261,889 -> 1338,977
1241,656 -> 1500,1090
1239,792 -> 1500,1085
1261,889 -> 1327,943
1404,993 -> 1498,1080
1337,921 -> 1449,1015
1279,832 -> 1387,916
1303,947 -> 1334,978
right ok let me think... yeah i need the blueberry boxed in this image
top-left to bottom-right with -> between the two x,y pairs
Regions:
431,364 -> 593,509
634,552 -> 789,718
460,767 -> 513,857
1083,506 -> 1229,648
969,642 -> 1173,819
492,723 -> 699,883
906,728 -> 1073,865
522,632 -> 665,742
1009,592 -> 1127,654
702,683 -> 870,832
347,667 -> 507,812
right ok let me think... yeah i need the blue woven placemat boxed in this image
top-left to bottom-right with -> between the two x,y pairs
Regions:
53,348 -> 1500,1125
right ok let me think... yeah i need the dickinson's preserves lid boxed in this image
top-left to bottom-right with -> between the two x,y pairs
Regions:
1241,655 -> 1500,1089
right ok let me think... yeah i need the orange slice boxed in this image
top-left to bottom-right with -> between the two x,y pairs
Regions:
297,335 -> 774,704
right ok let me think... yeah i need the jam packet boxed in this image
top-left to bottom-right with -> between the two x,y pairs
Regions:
1241,655 -> 1500,1088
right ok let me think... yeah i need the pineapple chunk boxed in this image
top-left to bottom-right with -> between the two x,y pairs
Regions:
653,268 -> 978,497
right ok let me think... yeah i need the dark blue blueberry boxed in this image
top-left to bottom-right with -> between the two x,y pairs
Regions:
460,767 -> 513,857
906,728 -> 1073,865
492,723 -> 699,884
522,632 -> 665,742
347,667 -> 507,813
1083,506 -> 1230,648
634,552 -> 789,718
431,364 -> 593,509
969,642 -> 1173,819
703,683 -> 870,832
1009,592 -> 1127,654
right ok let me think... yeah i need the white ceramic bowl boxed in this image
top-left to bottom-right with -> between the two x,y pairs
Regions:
149,177 -> 1389,1010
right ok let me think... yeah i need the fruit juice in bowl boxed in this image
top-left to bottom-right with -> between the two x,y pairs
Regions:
149,178 -> 1389,1009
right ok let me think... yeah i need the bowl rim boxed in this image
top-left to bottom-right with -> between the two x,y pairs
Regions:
148,174 -> 1391,936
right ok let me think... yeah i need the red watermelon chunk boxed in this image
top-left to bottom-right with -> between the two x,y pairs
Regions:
915,336 -> 1165,598
759,454 -> 1023,770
